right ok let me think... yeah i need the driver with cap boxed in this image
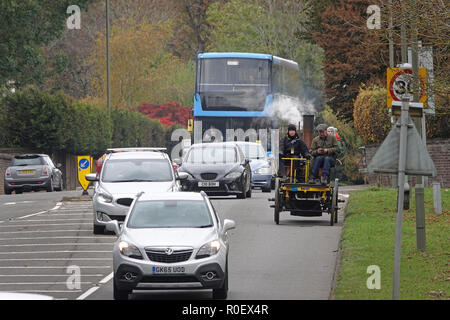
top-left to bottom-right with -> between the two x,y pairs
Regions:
310,124 -> 339,185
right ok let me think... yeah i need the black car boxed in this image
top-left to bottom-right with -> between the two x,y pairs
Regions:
178,142 -> 252,198
4,154 -> 63,194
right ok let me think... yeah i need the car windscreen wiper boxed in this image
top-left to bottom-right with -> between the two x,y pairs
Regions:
196,224 -> 213,228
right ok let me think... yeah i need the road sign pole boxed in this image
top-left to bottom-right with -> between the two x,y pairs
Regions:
393,98 -> 409,300
410,3 -> 426,251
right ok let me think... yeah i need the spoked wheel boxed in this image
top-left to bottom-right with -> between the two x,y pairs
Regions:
330,178 -> 339,225
274,178 -> 281,225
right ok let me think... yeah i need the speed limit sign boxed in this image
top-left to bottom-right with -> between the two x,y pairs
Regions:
387,68 -> 427,108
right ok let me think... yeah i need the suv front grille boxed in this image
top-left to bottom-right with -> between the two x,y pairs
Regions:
200,173 -> 217,180
145,248 -> 193,263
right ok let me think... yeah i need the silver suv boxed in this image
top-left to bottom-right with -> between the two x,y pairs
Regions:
105,191 -> 236,300
86,148 -> 186,234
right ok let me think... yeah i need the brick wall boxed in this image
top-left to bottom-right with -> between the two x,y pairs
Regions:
365,138 -> 450,188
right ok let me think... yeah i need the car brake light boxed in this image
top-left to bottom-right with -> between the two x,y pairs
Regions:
5,169 -> 11,177
43,167 -> 48,175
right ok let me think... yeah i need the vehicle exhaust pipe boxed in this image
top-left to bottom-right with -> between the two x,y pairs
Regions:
302,115 -> 314,149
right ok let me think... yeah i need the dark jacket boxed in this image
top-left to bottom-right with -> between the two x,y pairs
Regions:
280,133 -> 311,159
310,134 -> 339,158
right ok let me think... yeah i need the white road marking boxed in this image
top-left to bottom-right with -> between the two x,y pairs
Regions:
15,202 -> 63,220
0,223 -> 92,228
16,211 -> 47,220
0,243 -> 113,247
5,219 -> 92,222
339,193 -> 350,198
76,272 -> 113,300
0,282 -> 92,285
0,275 -> 104,277
0,236 -> 112,241
76,287 -> 99,300
10,290 -> 81,293
50,202 -> 63,211
0,251 -> 111,254
0,230 -> 93,234
99,272 -> 113,284
0,258 -> 110,261
0,266 -> 111,269
4,202 -> 16,205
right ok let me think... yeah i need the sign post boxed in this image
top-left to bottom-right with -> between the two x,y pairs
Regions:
77,156 -> 92,195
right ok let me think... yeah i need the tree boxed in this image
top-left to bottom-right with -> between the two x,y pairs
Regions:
369,0 -> 449,139
353,85 -> 391,144
0,0 -> 89,88
313,0 -> 388,121
206,0 -> 325,108
86,19 -> 195,109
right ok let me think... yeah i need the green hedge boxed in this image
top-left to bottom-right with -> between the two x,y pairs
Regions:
0,87 -> 172,155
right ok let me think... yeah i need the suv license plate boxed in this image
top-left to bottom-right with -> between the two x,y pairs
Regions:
152,266 -> 185,274
198,181 -> 219,187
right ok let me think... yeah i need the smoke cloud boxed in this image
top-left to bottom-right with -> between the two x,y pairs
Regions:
271,96 -> 316,127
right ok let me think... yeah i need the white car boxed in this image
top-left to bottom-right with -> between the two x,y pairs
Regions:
86,149 -> 188,234
104,191 -> 236,300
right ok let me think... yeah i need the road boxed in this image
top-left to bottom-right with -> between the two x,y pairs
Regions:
0,187 -> 358,300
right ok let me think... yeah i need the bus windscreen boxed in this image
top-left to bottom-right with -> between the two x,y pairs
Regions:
197,58 -> 270,111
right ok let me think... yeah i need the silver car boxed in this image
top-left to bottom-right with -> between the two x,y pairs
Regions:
104,191 -> 236,300
86,149 -> 187,234
4,154 -> 63,194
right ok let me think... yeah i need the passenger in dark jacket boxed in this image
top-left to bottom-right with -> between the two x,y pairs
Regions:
310,124 -> 339,184
279,124 -> 310,177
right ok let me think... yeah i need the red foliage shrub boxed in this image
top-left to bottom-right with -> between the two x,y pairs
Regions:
137,102 -> 192,127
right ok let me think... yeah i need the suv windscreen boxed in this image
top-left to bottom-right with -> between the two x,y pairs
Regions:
127,200 -> 213,228
101,159 -> 172,183
12,156 -> 44,166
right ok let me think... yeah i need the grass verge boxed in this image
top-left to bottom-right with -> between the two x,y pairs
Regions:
334,186 -> 449,300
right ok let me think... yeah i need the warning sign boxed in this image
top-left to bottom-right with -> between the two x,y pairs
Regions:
387,68 -> 427,108
77,156 -> 92,191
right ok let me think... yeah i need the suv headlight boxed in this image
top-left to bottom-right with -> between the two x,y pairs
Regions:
196,240 -> 221,259
118,241 -> 143,259
97,187 -> 113,203
224,171 -> 241,179
254,167 -> 272,174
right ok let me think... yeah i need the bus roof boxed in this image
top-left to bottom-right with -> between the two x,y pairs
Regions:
197,52 -> 298,69
198,52 -> 272,60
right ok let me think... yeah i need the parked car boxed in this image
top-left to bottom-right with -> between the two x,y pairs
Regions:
85,148 -> 188,235
177,142 -> 252,198
104,191 -> 236,300
4,154 -> 63,194
234,141 -> 274,193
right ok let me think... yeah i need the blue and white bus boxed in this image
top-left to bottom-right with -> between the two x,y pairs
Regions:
193,52 -> 300,141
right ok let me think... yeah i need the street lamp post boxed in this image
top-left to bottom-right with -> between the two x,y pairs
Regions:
106,0 -> 111,116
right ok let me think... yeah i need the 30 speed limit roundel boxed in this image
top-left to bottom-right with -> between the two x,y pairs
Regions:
387,68 -> 427,108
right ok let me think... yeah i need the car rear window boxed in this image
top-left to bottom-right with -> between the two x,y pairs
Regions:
186,146 -> 237,164
127,200 -> 213,228
11,156 -> 44,166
